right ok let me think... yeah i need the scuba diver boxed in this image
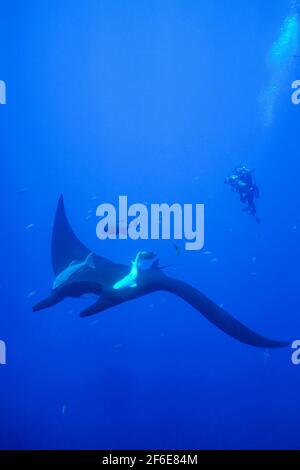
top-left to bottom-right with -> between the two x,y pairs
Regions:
225,166 -> 260,223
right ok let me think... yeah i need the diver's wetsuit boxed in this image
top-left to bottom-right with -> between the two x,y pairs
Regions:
225,166 -> 260,221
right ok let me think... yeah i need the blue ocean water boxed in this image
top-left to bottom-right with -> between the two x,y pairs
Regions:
0,0 -> 300,450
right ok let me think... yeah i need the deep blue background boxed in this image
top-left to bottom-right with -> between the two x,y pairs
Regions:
0,0 -> 299,449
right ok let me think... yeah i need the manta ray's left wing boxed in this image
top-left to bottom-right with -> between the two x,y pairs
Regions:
51,195 -> 116,275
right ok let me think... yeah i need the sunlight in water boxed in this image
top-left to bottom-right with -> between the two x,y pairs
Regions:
261,13 -> 299,125
269,15 -> 299,67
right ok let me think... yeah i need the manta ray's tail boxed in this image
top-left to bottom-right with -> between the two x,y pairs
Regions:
162,276 -> 289,348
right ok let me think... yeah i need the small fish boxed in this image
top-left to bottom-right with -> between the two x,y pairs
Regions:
85,215 -> 93,221
252,257 -> 257,262
219,303 -> 224,309
89,195 -> 98,201
210,257 -> 218,263
62,405 -> 67,414
203,251 -> 212,255
103,223 -> 127,236
25,224 -> 35,230
27,291 -> 37,298
102,219 -> 140,236
17,187 -> 28,195
173,244 -> 180,255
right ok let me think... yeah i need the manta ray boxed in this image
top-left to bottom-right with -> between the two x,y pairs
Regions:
33,195 -> 289,349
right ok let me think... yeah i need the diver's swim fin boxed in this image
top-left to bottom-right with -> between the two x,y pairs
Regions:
162,276 -> 289,348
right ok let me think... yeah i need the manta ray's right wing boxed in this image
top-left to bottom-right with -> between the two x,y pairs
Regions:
162,276 -> 289,348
